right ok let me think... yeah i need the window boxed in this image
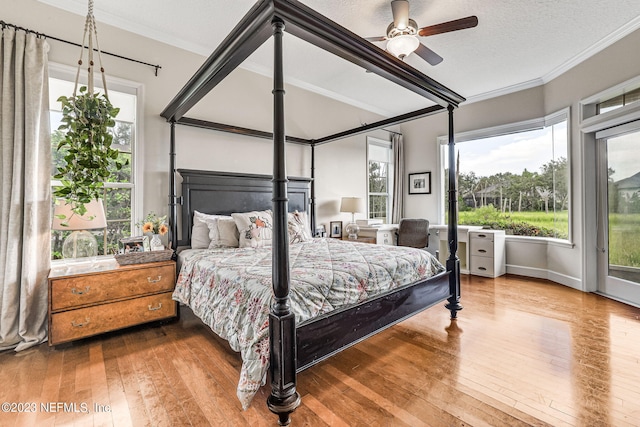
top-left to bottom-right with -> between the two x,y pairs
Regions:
442,109 -> 570,240
367,137 -> 393,223
49,72 -> 139,259
596,87 -> 640,115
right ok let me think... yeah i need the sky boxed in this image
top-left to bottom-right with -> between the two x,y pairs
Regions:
453,121 -> 639,182
454,124 -> 567,178
607,132 -> 640,181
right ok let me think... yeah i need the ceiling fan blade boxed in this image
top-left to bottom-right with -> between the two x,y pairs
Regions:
391,0 -> 410,30
418,16 -> 478,37
414,43 -> 443,65
365,36 -> 388,42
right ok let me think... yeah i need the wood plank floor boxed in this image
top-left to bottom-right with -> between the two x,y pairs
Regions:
1,274 -> 640,426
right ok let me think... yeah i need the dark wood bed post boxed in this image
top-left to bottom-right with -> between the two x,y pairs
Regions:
267,17 -> 301,426
445,105 -> 463,318
169,120 -> 178,253
310,143 -> 317,234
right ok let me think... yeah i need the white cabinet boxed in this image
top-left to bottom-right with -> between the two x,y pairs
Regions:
375,226 -> 397,245
359,224 -> 398,245
469,230 -> 506,278
430,225 -> 482,274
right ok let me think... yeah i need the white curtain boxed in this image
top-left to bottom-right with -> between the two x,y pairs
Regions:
0,28 -> 51,351
391,132 -> 404,224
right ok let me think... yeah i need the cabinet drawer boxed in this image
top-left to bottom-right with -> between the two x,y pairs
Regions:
471,238 -> 494,257
470,231 -> 494,242
50,292 -> 176,345
51,264 -> 175,311
470,255 -> 495,276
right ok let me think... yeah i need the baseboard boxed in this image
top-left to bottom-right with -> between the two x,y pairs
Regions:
506,265 -> 583,290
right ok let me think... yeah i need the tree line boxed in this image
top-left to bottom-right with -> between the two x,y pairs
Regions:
454,157 -> 568,213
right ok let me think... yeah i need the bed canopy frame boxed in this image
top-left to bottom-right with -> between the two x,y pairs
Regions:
160,0 -> 463,424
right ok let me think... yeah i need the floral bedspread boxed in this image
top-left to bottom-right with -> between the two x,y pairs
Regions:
172,238 -> 444,409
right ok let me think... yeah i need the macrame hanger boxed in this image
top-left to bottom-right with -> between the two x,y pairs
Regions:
73,0 -> 109,99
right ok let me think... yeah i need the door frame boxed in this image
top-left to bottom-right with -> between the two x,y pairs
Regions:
595,120 -> 640,307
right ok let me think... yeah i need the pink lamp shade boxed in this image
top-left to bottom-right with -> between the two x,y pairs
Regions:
52,199 -> 107,259
52,199 -> 107,230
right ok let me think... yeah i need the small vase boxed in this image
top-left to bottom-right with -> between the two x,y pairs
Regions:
150,233 -> 163,251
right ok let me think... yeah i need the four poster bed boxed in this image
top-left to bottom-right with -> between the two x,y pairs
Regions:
160,0 -> 464,425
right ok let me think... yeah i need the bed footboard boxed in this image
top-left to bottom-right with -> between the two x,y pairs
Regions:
296,271 -> 451,371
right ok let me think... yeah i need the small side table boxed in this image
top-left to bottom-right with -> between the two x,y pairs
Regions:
48,258 -> 176,346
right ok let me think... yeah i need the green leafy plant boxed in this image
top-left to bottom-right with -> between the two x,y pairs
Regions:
53,86 -> 126,218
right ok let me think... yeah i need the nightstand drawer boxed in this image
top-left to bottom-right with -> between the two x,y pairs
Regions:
470,231 -> 494,242
50,291 -> 176,345
470,238 -> 494,257
470,255 -> 495,276
51,264 -> 175,311
377,230 -> 396,245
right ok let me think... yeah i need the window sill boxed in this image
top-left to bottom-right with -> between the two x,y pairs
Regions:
505,234 -> 575,249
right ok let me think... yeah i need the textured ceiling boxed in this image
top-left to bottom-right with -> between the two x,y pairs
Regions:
38,0 -> 640,116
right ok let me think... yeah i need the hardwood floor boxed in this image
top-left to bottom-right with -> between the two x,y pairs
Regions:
1,274 -> 639,426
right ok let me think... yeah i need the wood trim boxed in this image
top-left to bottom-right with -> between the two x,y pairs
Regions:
296,271 -> 450,371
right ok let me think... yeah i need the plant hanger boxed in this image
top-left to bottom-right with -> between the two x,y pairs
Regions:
53,0 -> 125,220
73,0 -> 109,99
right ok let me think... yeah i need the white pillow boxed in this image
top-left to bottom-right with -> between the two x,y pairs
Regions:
213,217 -> 240,248
191,210 -> 215,249
232,210 -> 273,248
192,211 -> 237,249
288,210 -> 313,243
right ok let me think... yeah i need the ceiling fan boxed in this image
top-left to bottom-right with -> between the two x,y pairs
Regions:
366,0 -> 478,65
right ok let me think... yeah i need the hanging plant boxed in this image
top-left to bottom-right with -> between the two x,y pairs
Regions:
53,86 -> 124,217
53,0 -> 127,220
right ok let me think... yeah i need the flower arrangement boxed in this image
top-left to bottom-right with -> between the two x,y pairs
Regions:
138,212 -> 168,235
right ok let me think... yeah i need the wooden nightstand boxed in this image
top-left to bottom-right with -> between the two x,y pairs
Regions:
48,259 -> 177,346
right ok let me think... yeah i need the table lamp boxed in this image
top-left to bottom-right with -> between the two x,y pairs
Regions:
340,197 -> 365,240
52,199 -> 107,259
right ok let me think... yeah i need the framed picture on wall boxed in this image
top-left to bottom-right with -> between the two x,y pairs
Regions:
329,221 -> 342,238
409,172 -> 431,194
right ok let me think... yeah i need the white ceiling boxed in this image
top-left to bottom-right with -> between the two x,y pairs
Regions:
39,0 -> 640,116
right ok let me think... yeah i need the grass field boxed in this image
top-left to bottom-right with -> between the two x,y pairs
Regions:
457,206 -> 569,239
458,207 -> 640,267
609,213 -> 640,268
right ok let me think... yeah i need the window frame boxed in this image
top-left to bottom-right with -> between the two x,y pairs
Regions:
48,62 -> 144,260
366,136 -> 394,223
438,107 -> 572,243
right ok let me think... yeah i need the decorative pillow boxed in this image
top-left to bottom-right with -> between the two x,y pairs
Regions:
232,210 -> 273,248
215,217 -> 240,248
288,210 -> 313,243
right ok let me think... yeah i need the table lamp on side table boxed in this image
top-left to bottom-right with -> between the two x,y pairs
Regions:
340,196 -> 365,240
52,199 -> 107,260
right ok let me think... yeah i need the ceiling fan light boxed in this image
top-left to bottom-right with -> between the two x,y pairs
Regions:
386,34 -> 419,59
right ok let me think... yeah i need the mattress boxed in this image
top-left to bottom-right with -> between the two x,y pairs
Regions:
173,238 -> 445,409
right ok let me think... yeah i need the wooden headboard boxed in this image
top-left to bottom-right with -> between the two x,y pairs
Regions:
177,169 -> 312,247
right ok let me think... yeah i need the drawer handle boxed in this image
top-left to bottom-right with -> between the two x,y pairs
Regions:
148,303 -> 163,311
477,234 -> 487,238
478,249 -> 487,253
147,275 -> 162,283
479,267 -> 487,271
71,318 -> 90,328
71,286 -> 90,295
